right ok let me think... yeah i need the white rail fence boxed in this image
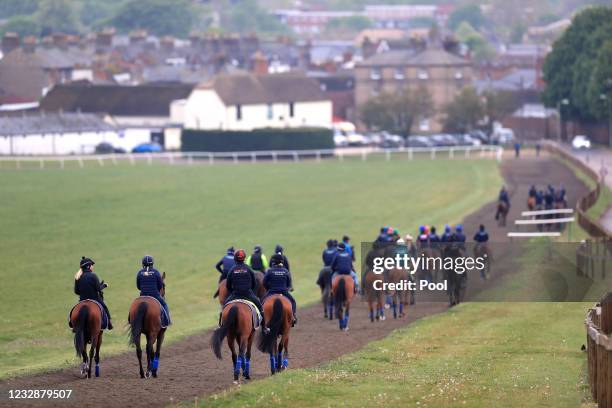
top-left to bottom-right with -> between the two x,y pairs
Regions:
0,145 -> 503,170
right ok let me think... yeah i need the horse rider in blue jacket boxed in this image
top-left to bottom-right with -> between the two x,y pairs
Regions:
72,257 -> 113,330
263,253 -> 297,326
342,235 -> 355,261
535,190 -> 544,209
440,225 -> 453,242
224,249 -> 265,327
216,247 -> 236,282
137,255 -> 171,325
322,239 -> 337,267
474,224 -> 489,243
331,243 -> 358,293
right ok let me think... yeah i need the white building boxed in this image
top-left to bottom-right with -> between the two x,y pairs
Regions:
0,112 -> 147,155
173,73 -> 333,131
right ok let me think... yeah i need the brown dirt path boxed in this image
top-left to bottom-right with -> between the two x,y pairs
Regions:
0,155 -> 589,408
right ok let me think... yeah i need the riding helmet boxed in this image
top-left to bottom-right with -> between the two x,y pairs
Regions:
337,242 -> 346,251
275,244 -> 283,254
343,235 -> 350,242
80,256 -> 95,269
142,255 -> 154,267
254,245 -> 262,253
326,239 -> 334,248
234,249 -> 246,262
270,253 -> 284,266
455,225 -> 463,232
445,225 -> 451,233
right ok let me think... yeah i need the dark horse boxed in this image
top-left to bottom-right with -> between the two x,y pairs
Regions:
254,271 -> 266,300
258,295 -> 293,374
70,300 -> 104,378
332,275 -> 354,331
128,272 -> 167,378
211,302 -> 255,384
216,279 -> 229,305
443,245 -> 467,306
496,201 -> 509,227
317,266 -> 333,319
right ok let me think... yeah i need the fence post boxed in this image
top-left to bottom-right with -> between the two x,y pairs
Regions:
273,152 -> 278,163
40,158 -> 44,169
129,154 -> 135,166
408,148 -> 413,160
60,158 -> 65,169
598,293 -> 612,407
188,154 -> 193,166
338,151 -> 344,162
233,153 -> 238,164
449,148 -> 454,159
16,159 -> 20,169
293,151 -> 298,162
251,152 -> 256,163
430,149 -> 436,160
98,157 -> 104,167
385,150 -> 391,161
316,151 -> 321,163
78,157 -> 84,168
208,153 -> 213,166
362,150 -> 367,161
465,148 -> 470,159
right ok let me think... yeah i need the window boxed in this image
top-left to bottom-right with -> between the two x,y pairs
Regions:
370,68 -> 382,80
289,102 -> 295,118
236,104 -> 242,121
418,69 -> 429,80
394,68 -> 405,80
267,104 -> 273,120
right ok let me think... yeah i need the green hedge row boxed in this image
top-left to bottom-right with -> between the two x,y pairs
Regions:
181,128 -> 334,152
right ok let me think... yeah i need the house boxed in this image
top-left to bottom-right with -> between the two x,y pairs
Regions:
39,82 -> 193,148
354,45 -> 473,132
0,112 -> 127,155
173,73 -> 332,131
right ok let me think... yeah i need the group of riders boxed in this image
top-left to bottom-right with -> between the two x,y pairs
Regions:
527,184 -> 568,211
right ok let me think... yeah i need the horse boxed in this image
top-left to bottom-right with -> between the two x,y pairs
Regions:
443,246 -> 467,306
70,300 -> 104,378
527,196 -> 536,211
254,271 -> 266,300
331,275 -> 354,331
387,268 -> 410,319
128,272 -> 167,379
257,295 -> 293,375
496,201 -> 509,227
216,279 -> 229,305
211,302 -> 255,384
417,246 -> 436,283
554,199 -> 568,231
364,270 -> 385,322
473,243 -> 491,280
317,266 -> 333,319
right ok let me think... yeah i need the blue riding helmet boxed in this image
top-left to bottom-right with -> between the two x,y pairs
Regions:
326,239 -> 334,248
227,246 -> 235,254
275,244 -> 283,254
80,256 -> 95,269
445,225 -> 451,233
142,255 -> 154,267
419,225 -> 425,233
254,245 -> 262,253
337,242 -> 346,251
455,225 -> 463,232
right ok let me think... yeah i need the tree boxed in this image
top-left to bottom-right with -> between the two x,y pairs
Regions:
448,4 -> 485,31
443,87 -> 484,133
482,90 -> 521,131
541,6 -> 612,121
587,39 -> 612,119
224,0 -> 288,35
111,0 -> 196,37
36,0 -> 80,35
360,87 -> 432,137
0,0 -> 40,19
455,22 -> 495,62
0,15 -> 40,37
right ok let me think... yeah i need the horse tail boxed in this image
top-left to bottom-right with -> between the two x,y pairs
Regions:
128,302 -> 148,347
74,306 -> 89,357
335,277 -> 346,307
257,298 -> 284,353
211,305 -> 238,360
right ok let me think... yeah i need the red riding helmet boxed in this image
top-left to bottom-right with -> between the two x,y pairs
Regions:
234,249 -> 246,262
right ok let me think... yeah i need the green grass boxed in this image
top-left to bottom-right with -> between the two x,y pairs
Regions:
0,158 -> 501,378
197,303 -> 592,408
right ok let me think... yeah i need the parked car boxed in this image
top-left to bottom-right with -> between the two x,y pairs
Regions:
571,135 -> 591,149
431,134 -> 458,147
469,130 -> 490,144
452,134 -> 481,146
132,143 -> 163,153
406,135 -> 435,148
95,142 -> 126,154
379,131 -> 404,148
490,123 -> 515,145
333,121 -> 367,146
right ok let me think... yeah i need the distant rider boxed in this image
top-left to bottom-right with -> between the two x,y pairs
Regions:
263,253 -> 297,326
72,257 -> 113,330
441,225 -> 453,242
342,235 -> 355,261
225,249 -> 265,327
274,244 -> 290,272
137,255 -> 171,325
473,224 -> 489,244
317,239 -> 337,290
496,186 -> 510,220
247,245 -> 268,273
331,243 -> 358,293
215,247 -> 235,282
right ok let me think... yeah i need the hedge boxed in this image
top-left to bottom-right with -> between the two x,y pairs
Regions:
181,128 -> 334,152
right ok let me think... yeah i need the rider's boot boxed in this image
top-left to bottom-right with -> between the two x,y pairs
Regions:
218,312 -> 222,327
292,314 -> 297,327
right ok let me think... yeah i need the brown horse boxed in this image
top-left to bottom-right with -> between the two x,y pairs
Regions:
364,271 -> 385,322
70,300 -> 104,378
388,268 -> 410,319
317,266 -> 333,320
496,201 -> 509,227
331,275 -> 354,331
128,272 -> 167,378
527,196 -> 536,211
257,295 -> 293,374
211,301 -> 256,383
254,271 -> 266,300
217,279 -> 229,305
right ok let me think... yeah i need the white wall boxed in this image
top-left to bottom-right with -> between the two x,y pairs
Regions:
183,89 -> 333,131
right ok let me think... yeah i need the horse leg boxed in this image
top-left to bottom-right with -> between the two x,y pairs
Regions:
237,340 -> 246,384
244,333 -> 253,380
229,334 -> 239,383
152,329 -> 165,378
277,337 -> 283,372
145,335 -> 154,378
379,293 -> 386,321
135,333 -> 145,379
344,304 -> 350,331
87,335 -> 95,378
368,298 -> 375,322
281,335 -> 289,370
94,331 -> 102,377
392,293 -> 397,319
80,346 -> 88,378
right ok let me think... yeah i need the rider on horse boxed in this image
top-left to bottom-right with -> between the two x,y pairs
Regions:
137,255 -> 171,325
496,186 -> 510,220
473,224 -> 489,244
72,257 -> 113,330
263,253 -> 297,326
216,247 -> 236,282
225,249 -> 265,327
331,243 -> 358,293
274,244 -> 290,272
417,225 -> 429,246
441,225 -> 453,242
322,239 -> 337,267
535,189 -> 544,209
555,186 -> 567,207
528,185 -> 537,198
342,235 -> 355,261
247,245 -> 268,273
429,226 -> 440,248
544,186 -> 555,210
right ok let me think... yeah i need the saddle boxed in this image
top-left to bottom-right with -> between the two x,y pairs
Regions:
137,296 -> 170,328
225,299 -> 261,329
68,299 -> 108,330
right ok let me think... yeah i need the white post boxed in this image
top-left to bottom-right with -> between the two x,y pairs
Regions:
40,159 -> 44,169
449,148 -> 454,159
129,154 -> 135,166
16,159 -> 20,169
362,150 -> 367,161
209,153 -> 213,165
78,157 -> 84,168
233,153 -> 238,164
496,147 -> 503,162
339,151 -> 344,162
293,151 -> 298,162
480,147 -> 484,158
431,149 -> 436,160
147,154 -> 153,165
188,154 -> 193,165
98,157 -> 104,167
408,148 -> 413,160
316,151 -> 321,162
60,158 -> 65,169
112,154 -> 117,166
251,153 -> 256,163
465,148 -> 470,159
386,150 -> 391,161
273,152 -> 278,163
168,153 -> 174,165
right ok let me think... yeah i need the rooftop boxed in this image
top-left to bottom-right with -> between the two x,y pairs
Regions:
0,112 -> 115,136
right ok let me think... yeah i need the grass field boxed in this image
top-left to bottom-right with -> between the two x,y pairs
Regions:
199,302 -> 592,408
0,158 -> 501,378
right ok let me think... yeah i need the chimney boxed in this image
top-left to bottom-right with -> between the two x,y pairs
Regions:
95,28 -> 115,48
1,32 -> 20,55
52,32 -> 67,49
161,36 -> 174,52
251,51 -> 269,75
22,36 -> 38,53
129,29 -> 147,45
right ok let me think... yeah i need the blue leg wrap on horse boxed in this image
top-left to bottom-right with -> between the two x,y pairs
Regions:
369,310 -> 374,320
277,352 -> 282,366
269,355 -> 276,370
235,357 -> 242,373
95,365 -> 100,377
245,359 -> 250,374
152,357 -> 159,370
283,358 -> 289,368
399,303 -> 404,314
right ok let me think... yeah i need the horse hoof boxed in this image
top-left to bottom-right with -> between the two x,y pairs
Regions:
380,316 -> 386,321
243,375 -> 251,380
233,380 -> 239,385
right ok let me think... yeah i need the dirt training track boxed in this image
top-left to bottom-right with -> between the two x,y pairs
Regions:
0,154 -> 589,407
